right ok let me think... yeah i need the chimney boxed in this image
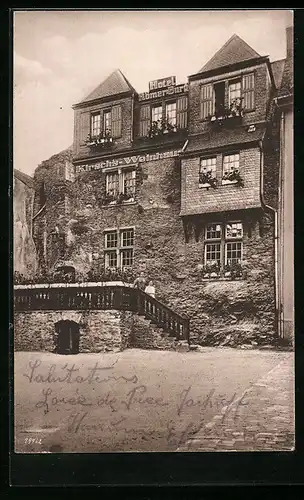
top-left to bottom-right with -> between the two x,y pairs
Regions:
286,26 -> 293,59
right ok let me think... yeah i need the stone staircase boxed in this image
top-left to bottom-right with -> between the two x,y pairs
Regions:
130,313 -> 190,352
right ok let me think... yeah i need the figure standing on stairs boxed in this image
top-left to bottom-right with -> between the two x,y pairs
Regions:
145,280 -> 156,298
133,271 -> 146,291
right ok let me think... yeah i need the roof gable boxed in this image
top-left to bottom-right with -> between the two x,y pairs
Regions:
271,59 -> 285,90
14,169 -> 34,189
80,69 -> 136,104
198,34 -> 261,73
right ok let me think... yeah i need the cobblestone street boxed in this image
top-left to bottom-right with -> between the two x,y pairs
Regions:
178,356 -> 294,452
15,348 -> 294,453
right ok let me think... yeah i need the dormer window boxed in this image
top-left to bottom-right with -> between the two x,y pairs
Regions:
139,96 -> 188,137
89,105 -> 122,142
200,72 -> 255,120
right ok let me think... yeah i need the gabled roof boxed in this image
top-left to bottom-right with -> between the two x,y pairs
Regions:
278,57 -> 293,99
271,59 -> 286,90
14,169 -> 34,189
80,69 -> 136,104
198,34 -> 261,73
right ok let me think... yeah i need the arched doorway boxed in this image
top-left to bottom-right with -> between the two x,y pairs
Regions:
54,265 -> 76,283
55,320 -> 80,354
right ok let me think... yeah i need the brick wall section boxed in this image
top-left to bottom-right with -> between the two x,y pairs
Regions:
73,96 -> 134,161
188,63 -> 269,135
181,147 -> 261,215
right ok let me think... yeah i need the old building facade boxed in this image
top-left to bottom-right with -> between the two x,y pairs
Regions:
16,32 -> 293,350
13,169 -> 38,277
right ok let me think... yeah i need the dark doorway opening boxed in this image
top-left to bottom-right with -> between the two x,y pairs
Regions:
55,320 -> 80,355
214,81 -> 226,117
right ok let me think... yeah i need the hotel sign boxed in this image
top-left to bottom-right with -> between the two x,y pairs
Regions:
75,149 -> 182,173
138,83 -> 189,102
149,76 -> 176,91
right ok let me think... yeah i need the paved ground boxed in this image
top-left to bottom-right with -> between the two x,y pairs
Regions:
14,348 -> 294,453
178,357 -> 294,452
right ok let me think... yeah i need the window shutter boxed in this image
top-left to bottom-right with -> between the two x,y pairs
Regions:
111,105 -> 122,138
176,96 -> 188,129
80,112 -> 90,144
200,84 -> 214,119
242,73 -> 255,110
139,105 -> 150,137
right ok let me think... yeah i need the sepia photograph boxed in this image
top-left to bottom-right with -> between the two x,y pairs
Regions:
13,9 -> 294,454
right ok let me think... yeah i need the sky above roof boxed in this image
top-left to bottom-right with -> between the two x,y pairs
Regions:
14,9 -> 293,175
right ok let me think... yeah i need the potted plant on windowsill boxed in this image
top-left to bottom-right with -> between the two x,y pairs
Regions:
208,98 -> 244,124
85,129 -> 113,147
199,170 -> 218,190
222,169 -> 244,187
101,189 -> 135,206
148,118 -> 177,139
224,262 -> 243,279
202,261 -> 220,279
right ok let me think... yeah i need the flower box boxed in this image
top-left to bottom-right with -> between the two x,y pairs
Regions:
210,272 -> 219,278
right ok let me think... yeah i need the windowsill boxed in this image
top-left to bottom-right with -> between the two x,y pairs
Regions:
200,109 -> 256,123
201,276 -> 245,282
101,201 -> 137,208
221,179 -> 237,185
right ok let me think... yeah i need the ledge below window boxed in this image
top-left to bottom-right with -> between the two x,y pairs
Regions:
100,201 -> 137,208
201,276 -> 245,282
221,179 -> 238,186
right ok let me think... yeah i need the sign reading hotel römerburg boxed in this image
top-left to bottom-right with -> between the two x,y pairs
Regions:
139,83 -> 188,102
148,76 -> 176,91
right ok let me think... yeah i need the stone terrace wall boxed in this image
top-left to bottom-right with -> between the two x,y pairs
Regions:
14,310 -> 131,353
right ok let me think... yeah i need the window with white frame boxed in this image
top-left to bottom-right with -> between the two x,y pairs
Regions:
225,241 -> 242,265
91,112 -> 101,137
165,102 -> 177,126
229,80 -> 241,106
152,105 -> 163,123
122,170 -> 136,199
225,222 -> 243,239
105,168 -> 136,202
204,222 -> 243,270
199,157 -> 217,186
104,228 -> 134,269
106,172 -> 119,197
222,153 -> 240,184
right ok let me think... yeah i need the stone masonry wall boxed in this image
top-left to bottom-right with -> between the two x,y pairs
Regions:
41,151 -> 278,347
14,309 -> 184,352
14,309 -> 131,353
